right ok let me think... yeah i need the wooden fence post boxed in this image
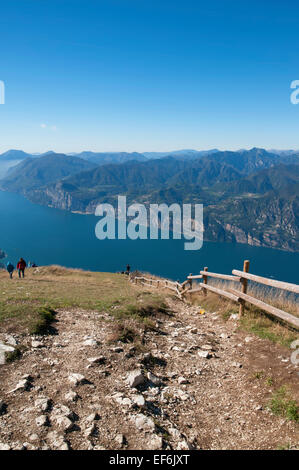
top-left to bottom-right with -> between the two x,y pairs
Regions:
186,273 -> 192,301
239,260 -> 250,315
203,267 -> 208,296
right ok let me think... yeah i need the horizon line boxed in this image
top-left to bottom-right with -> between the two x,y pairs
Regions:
1,146 -> 298,156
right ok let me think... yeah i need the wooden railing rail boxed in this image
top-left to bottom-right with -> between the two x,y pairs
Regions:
131,260 -> 299,330
199,271 -> 240,282
232,270 -> 299,294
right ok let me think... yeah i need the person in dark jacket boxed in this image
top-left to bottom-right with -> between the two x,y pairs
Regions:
6,262 -> 14,279
126,264 -> 131,275
17,258 -> 27,278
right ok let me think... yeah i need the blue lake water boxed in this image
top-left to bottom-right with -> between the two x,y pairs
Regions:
0,190 -> 298,284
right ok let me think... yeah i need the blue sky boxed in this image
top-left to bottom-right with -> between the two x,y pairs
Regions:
1,0 -> 299,153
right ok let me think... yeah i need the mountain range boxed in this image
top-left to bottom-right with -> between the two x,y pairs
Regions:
1,154 -> 97,191
0,148 -> 298,252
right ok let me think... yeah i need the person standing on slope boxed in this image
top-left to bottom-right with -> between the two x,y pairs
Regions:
6,261 -> 14,279
17,258 -> 27,278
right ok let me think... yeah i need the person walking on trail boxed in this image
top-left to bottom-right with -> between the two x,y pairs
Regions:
17,258 -> 27,278
126,264 -> 131,275
6,261 -> 14,279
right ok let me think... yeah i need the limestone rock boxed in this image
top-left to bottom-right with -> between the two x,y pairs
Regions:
64,391 -> 79,402
31,340 -> 44,348
53,416 -> 74,432
0,443 -> 11,450
174,389 -> 190,401
112,393 -> 133,407
132,395 -> 145,407
23,373 -> 33,379
168,426 -> 182,439
85,412 -> 100,423
4,335 -> 18,346
87,356 -> 106,365
198,350 -> 212,359
110,347 -> 124,353
115,433 -> 126,446
177,439 -> 192,450
82,339 -> 99,347
147,435 -> 163,450
178,377 -> 189,385
133,414 -> 155,432
35,397 -> 51,412
52,404 -> 76,421
0,341 -> 15,365
47,431 -> 69,450
230,314 -> 239,321
36,415 -> 49,427
9,378 -> 31,393
147,371 -> 161,386
220,333 -> 229,339
201,344 -> 213,351
68,373 -> 86,386
83,423 -> 97,437
127,369 -> 145,388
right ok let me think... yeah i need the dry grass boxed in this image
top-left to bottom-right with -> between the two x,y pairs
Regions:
107,295 -> 172,348
0,266 -> 168,335
107,320 -> 140,344
189,278 -> 298,348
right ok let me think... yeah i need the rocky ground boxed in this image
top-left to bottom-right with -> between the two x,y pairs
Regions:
0,293 -> 298,450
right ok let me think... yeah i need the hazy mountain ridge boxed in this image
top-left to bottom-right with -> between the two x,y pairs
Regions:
0,148 -> 219,180
0,149 -> 37,161
0,153 -> 97,192
71,151 -> 148,165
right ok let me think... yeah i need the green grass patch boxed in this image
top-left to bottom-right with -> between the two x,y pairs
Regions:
265,376 -> 274,387
268,386 -> 299,422
239,306 -> 298,348
190,289 -> 297,348
29,307 -> 57,335
119,299 -> 170,319
5,346 -> 23,363
277,443 -> 292,450
252,370 -> 264,380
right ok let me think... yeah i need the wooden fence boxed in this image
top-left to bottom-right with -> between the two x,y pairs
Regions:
131,260 -> 299,331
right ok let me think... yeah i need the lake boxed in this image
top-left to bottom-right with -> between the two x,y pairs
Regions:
0,190 -> 298,284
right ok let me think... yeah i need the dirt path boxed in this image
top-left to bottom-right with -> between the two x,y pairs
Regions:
0,297 -> 298,450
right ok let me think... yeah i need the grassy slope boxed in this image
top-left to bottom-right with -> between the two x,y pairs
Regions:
0,266 -> 167,334
1,265 -> 297,347
190,279 -> 298,348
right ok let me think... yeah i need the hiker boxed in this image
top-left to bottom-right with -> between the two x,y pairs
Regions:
17,258 -> 27,278
6,261 -> 14,279
126,264 -> 131,275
